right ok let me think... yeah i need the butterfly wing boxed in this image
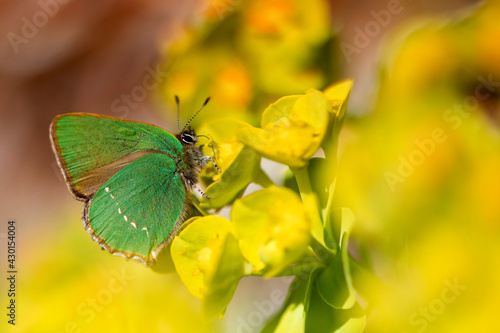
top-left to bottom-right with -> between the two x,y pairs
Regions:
84,153 -> 187,263
50,113 -> 183,199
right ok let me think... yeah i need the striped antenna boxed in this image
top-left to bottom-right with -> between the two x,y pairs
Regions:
181,97 -> 211,133
175,95 -> 181,132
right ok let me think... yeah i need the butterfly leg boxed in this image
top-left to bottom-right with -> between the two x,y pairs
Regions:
203,155 -> 221,173
187,178 -> 209,199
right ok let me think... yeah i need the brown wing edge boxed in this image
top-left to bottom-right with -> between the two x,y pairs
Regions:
49,114 -> 90,201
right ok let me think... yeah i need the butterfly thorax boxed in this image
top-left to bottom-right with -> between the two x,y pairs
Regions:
176,126 -> 206,189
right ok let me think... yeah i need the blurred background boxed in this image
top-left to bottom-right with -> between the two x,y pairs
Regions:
1,0 -> 499,332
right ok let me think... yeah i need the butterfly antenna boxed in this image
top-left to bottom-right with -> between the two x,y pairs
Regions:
175,95 -> 181,132
181,97 -> 211,133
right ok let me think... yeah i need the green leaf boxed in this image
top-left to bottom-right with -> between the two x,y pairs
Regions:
283,168 -> 300,195
317,208 -> 357,309
203,233 -> 246,321
305,285 -> 365,333
201,146 -> 262,209
261,268 -> 322,333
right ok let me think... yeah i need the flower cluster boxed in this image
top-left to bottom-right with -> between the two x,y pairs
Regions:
157,80 -> 365,332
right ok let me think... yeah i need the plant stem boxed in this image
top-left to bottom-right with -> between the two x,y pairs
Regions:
251,258 -> 325,278
277,260 -> 325,277
293,165 -> 312,201
254,168 -> 275,188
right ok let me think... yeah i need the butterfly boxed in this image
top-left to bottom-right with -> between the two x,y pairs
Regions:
50,97 -> 215,264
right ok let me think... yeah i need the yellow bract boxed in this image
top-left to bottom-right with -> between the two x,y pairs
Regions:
198,119 -> 267,209
171,216 -> 232,299
198,118 -> 252,173
237,89 -> 331,168
324,79 -> 354,116
231,186 -> 312,276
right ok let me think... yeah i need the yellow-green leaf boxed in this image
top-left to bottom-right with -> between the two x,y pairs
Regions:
201,146 -> 263,209
261,268 -> 322,333
305,286 -> 365,333
317,208 -> 357,309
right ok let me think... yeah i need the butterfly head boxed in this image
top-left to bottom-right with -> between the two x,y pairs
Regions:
178,127 -> 198,146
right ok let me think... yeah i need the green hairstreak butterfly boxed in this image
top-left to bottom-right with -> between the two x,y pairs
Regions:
50,97 -> 214,264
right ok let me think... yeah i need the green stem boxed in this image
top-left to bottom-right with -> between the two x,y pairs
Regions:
292,165 -> 313,201
251,257 -> 325,278
254,168 -> 275,188
323,173 -> 337,226
277,260 -> 325,277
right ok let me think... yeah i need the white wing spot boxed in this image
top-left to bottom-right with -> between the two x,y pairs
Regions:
105,187 -> 110,192
130,222 -> 137,228
124,215 -> 128,222
141,227 -> 149,237
118,208 -> 122,214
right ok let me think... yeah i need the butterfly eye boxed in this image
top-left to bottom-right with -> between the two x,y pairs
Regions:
181,132 -> 197,145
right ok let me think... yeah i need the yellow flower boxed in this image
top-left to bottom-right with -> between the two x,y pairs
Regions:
198,119 -> 272,209
237,89 -> 331,168
170,216 -> 233,299
171,215 -> 247,321
231,186 -> 312,276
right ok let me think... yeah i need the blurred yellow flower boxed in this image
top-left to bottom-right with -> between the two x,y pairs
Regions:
388,26 -> 459,99
240,0 -> 331,94
473,1 -> 500,76
245,0 -> 295,35
210,62 -> 253,110
231,186 -> 312,276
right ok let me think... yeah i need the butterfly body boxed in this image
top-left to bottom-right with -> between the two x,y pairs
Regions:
50,113 -> 207,264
